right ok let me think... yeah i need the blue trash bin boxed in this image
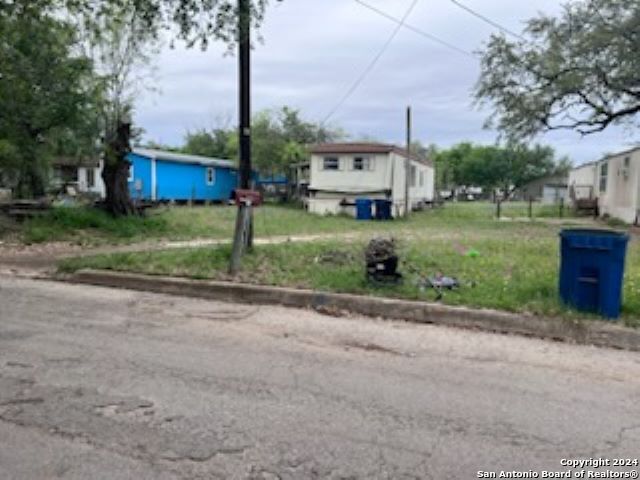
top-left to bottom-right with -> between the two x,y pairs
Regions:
559,229 -> 629,319
355,198 -> 373,220
374,199 -> 392,220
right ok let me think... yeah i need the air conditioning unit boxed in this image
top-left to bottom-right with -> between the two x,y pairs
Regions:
620,167 -> 630,180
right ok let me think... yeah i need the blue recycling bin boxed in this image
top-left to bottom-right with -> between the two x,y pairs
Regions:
374,199 -> 392,220
355,198 -> 373,220
559,229 -> 629,319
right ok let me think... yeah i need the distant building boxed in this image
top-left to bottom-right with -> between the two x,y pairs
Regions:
517,173 -> 568,204
306,143 -> 435,217
126,148 -> 238,202
51,157 -> 105,198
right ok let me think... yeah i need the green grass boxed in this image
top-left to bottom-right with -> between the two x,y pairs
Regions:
17,201 -> 585,245
58,206 -> 640,328
22,207 -> 169,244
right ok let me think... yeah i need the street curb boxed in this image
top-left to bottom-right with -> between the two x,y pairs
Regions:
65,269 -> 640,352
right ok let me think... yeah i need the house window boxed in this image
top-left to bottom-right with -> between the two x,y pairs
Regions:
600,162 -> 608,192
410,165 -> 417,187
128,165 -> 134,182
323,157 -> 339,170
86,168 -> 95,188
206,167 -> 215,185
352,156 -> 374,171
419,171 -> 424,187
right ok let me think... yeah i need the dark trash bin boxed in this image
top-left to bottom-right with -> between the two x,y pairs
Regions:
355,198 -> 373,220
374,199 -> 393,220
559,229 -> 629,319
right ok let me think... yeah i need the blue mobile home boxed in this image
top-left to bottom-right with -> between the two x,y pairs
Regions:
127,148 -> 238,202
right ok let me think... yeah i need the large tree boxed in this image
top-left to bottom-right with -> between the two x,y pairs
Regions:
181,106 -> 343,175
1,0 -> 279,208
475,0 -> 640,139
435,143 -> 570,197
0,1 -> 97,197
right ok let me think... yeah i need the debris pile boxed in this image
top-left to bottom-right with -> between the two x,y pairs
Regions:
365,238 -> 402,284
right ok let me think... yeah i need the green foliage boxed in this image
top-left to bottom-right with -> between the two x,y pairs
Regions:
475,0 -> 640,138
0,4 -> 99,196
182,106 -> 343,175
183,128 -> 236,160
434,142 -> 571,194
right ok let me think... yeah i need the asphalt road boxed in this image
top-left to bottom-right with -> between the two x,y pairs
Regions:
1,276 -> 639,479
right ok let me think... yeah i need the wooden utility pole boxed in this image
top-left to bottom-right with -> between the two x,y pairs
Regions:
404,106 -> 411,218
229,0 -> 252,274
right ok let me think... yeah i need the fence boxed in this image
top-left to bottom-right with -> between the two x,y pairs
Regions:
495,198 -> 568,220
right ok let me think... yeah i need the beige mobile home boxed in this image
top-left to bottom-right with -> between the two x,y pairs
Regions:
307,143 -> 434,217
568,146 -> 640,224
596,147 -> 640,224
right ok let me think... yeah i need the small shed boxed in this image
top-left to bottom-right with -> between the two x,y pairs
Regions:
127,148 -> 238,202
518,173 -> 568,204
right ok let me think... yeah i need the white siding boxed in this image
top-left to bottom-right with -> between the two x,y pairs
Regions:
77,160 -> 106,198
308,151 -> 435,217
597,150 -> 640,224
568,163 -> 597,201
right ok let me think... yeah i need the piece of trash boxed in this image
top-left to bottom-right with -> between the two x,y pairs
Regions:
314,250 -> 354,265
427,274 -> 460,289
465,248 -> 480,258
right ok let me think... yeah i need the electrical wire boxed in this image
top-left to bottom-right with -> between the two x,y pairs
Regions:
447,0 -> 527,41
321,0 -> 419,125
354,0 -> 475,57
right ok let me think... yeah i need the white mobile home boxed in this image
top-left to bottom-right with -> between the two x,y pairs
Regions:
596,147 -> 640,223
307,143 -> 435,217
568,146 -> 640,224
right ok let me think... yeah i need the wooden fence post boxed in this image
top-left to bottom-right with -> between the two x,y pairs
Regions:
528,197 -> 533,219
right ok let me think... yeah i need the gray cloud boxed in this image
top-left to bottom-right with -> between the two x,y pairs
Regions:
136,0 -> 636,165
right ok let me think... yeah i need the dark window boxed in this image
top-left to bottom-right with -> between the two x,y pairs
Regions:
410,166 -> 417,187
323,157 -> 339,170
352,156 -> 373,171
206,167 -> 215,185
86,168 -> 95,188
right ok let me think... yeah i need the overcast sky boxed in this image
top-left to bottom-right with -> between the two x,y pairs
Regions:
136,0 -> 636,165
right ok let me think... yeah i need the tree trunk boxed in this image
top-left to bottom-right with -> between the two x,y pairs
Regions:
16,150 -> 45,199
102,120 -> 136,216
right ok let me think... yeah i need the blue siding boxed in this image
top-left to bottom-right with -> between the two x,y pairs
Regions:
155,160 -> 237,201
126,152 -> 238,201
127,153 -> 153,200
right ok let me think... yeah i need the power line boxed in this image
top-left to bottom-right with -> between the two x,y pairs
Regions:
321,0 -> 419,125
354,0 -> 475,58
448,0 -> 527,41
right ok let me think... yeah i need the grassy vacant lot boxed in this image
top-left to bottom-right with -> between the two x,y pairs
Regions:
58,203 -> 640,327
14,200 -> 579,245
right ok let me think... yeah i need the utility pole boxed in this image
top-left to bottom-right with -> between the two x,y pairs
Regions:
229,0 -> 252,274
404,106 -> 411,218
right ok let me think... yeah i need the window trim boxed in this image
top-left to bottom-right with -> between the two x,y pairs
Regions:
128,165 -> 134,182
206,166 -> 215,186
600,162 -> 608,192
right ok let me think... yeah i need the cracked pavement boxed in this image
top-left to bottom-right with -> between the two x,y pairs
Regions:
1,276 -> 639,479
